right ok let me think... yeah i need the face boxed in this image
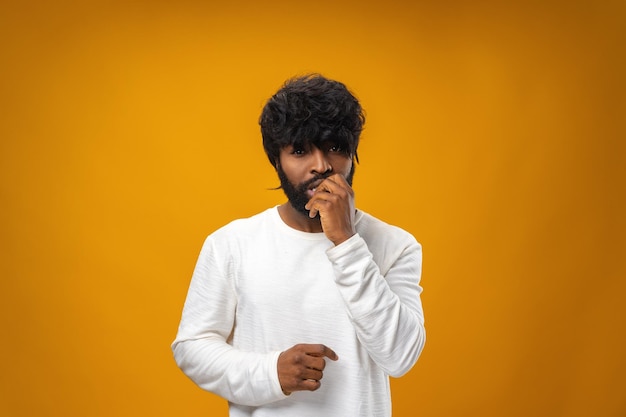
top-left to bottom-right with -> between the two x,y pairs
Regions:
277,140 -> 355,217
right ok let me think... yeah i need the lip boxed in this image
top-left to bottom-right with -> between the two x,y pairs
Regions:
307,178 -> 324,190
306,179 -> 324,198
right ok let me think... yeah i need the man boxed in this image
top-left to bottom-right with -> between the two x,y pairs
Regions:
172,74 -> 425,416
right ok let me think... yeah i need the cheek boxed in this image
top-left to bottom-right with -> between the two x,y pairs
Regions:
284,162 -> 304,177
333,157 -> 353,177
277,158 -> 306,182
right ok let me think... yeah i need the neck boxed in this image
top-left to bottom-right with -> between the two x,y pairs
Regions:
277,202 -> 323,233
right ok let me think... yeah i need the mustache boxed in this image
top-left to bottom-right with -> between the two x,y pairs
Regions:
300,172 -> 333,190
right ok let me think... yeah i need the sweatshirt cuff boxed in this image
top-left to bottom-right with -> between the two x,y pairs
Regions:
269,350 -> 291,401
326,233 -> 366,260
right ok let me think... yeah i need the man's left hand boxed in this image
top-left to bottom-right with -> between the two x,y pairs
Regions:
305,173 -> 356,245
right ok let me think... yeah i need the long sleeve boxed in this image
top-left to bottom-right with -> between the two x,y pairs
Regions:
171,236 -> 286,406
172,208 -> 425,416
326,233 -> 425,377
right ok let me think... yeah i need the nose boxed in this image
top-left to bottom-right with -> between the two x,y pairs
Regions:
310,147 -> 332,175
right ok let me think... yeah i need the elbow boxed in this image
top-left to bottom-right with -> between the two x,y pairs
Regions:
386,324 -> 426,378
171,339 -> 193,374
172,341 -> 186,373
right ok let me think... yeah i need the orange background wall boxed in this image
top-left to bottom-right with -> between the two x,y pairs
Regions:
1,1 -> 624,416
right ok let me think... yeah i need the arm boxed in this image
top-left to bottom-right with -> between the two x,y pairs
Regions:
306,173 -> 425,376
326,233 -> 425,377
171,236 -> 286,406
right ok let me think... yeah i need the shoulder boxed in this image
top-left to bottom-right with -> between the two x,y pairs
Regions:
202,207 -> 276,249
195,208 -> 277,266
352,210 -> 422,275
355,210 -> 420,248
214,207 -> 274,234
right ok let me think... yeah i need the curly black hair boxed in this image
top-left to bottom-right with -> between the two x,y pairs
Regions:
259,74 -> 365,168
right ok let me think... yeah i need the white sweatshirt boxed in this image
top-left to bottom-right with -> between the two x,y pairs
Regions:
172,207 -> 425,417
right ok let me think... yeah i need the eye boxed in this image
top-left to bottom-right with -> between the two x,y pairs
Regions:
291,146 -> 306,156
325,141 -> 345,153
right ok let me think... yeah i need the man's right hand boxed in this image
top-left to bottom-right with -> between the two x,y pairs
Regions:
277,344 -> 339,394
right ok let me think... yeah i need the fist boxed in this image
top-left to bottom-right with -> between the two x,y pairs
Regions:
277,344 -> 339,394
304,174 -> 356,245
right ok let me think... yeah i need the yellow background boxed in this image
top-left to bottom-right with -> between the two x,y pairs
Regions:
1,0 -> 624,416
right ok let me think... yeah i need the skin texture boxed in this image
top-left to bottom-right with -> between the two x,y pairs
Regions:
275,141 -> 356,394
304,173 -> 356,245
277,141 -> 356,244
277,344 -> 339,394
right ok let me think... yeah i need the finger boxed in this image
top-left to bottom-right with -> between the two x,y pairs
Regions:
304,356 -> 327,372
306,204 -> 319,218
306,199 -> 331,219
318,173 -> 351,193
301,368 -> 323,381
306,344 -> 339,361
323,346 -> 339,361
300,378 -> 322,392
305,191 -> 336,214
314,176 -> 340,194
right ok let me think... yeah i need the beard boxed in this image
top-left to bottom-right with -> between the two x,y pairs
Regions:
276,163 -> 355,218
